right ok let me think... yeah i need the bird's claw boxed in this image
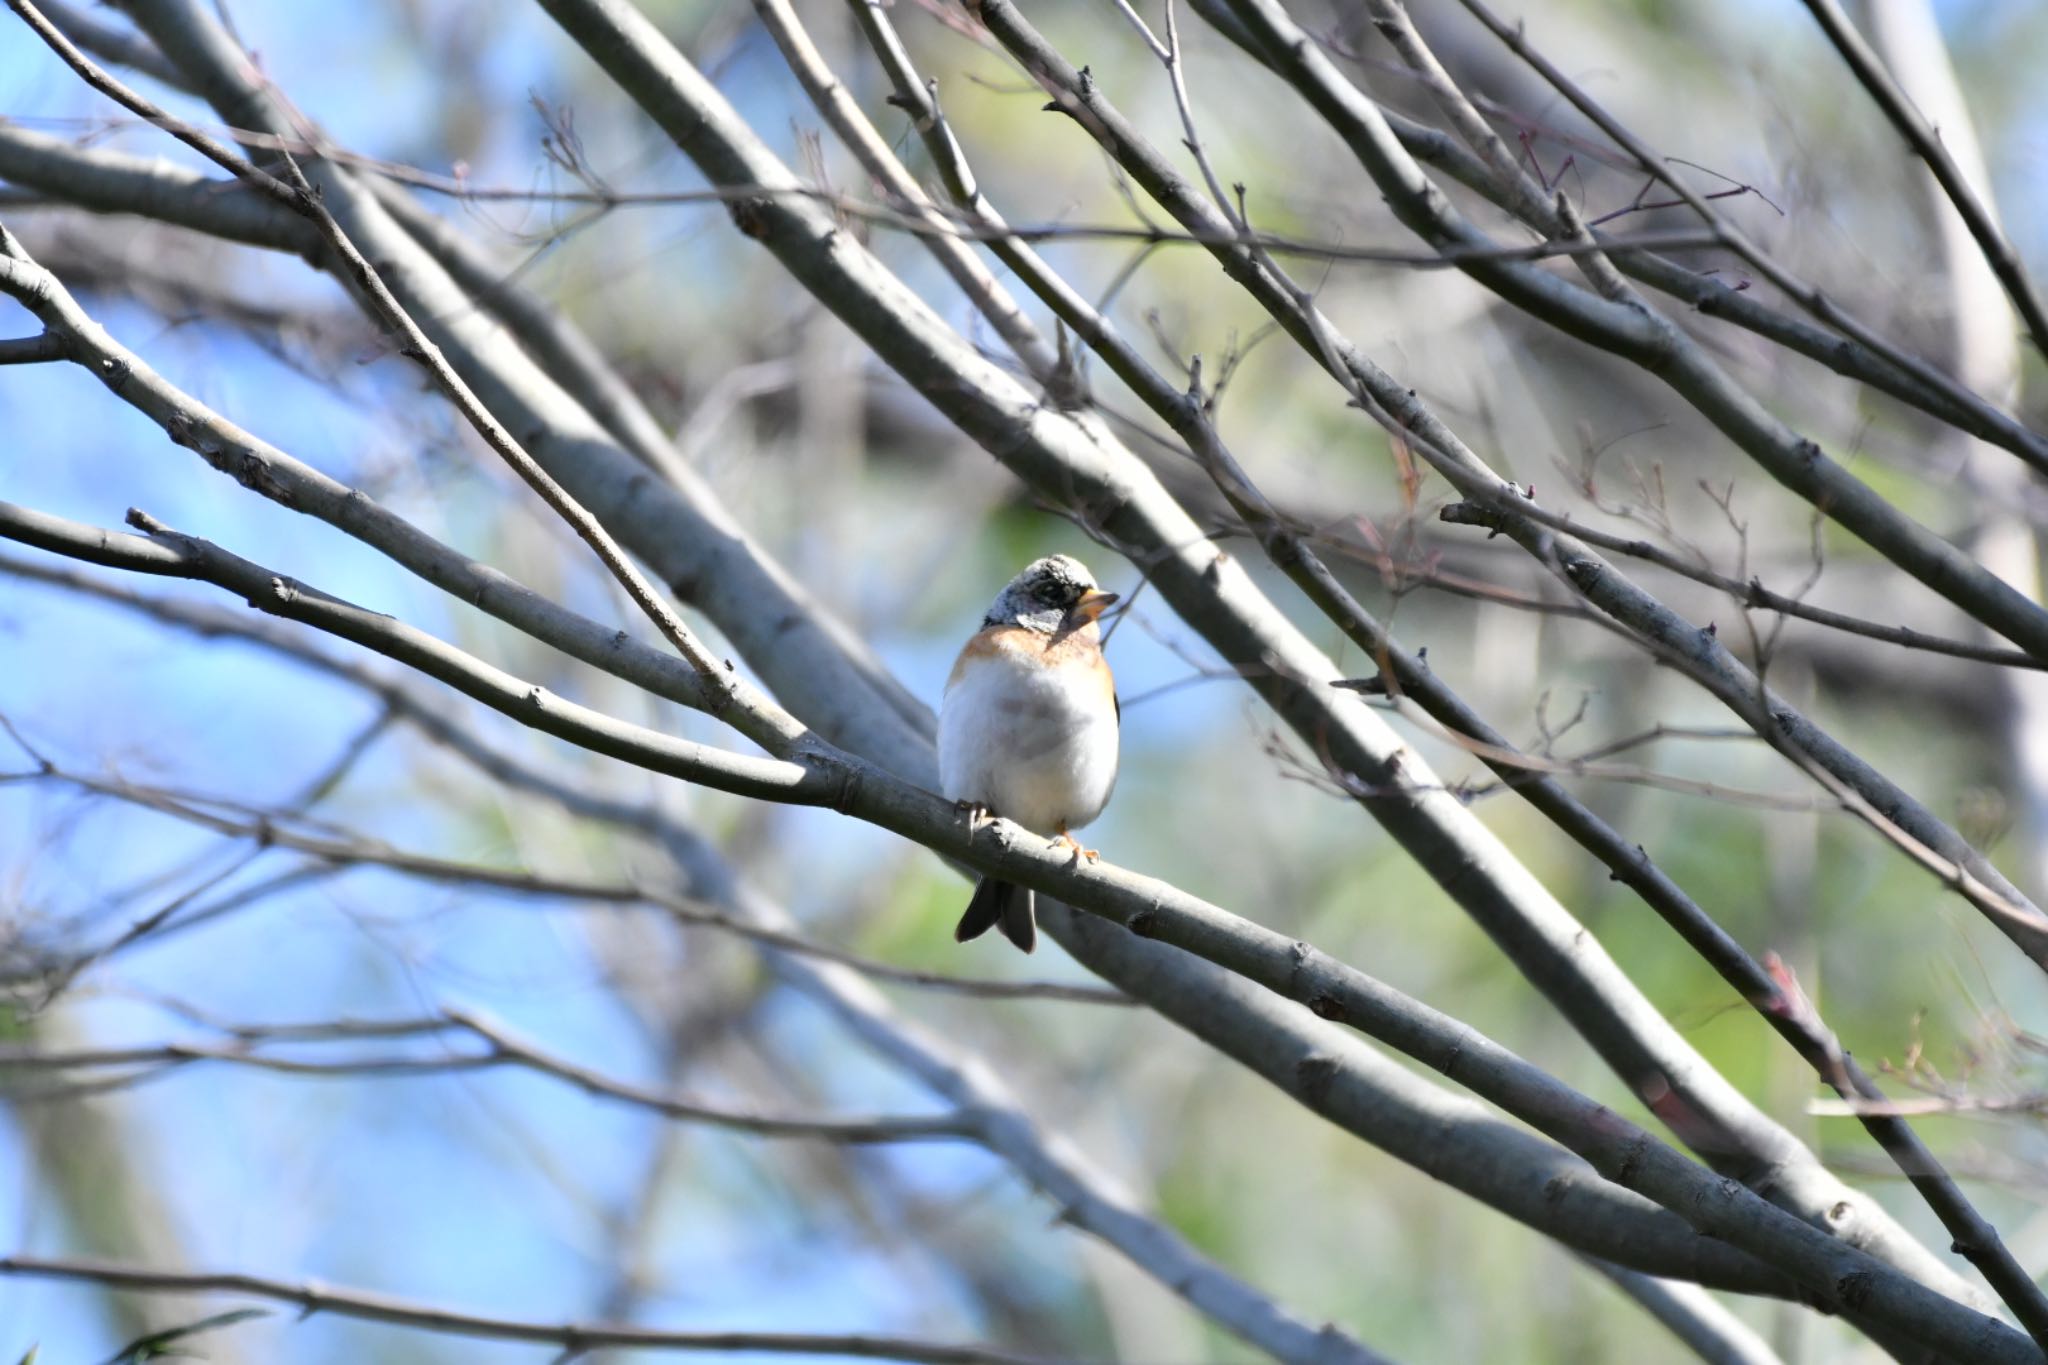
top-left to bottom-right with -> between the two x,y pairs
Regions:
1052,831 -> 1100,864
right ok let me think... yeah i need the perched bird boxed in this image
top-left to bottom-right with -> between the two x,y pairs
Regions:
938,555 -> 1120,952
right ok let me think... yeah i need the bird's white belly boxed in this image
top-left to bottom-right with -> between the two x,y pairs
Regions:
938,651 -> 1118,835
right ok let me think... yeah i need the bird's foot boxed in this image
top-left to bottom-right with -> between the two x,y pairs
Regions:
955,800 -> 995,832
1053,830 -> 1100,864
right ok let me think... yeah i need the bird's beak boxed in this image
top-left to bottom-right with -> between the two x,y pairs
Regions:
1072,589 -> 1119,623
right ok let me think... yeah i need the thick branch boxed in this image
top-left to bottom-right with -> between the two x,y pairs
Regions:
0,330 -> 63,363
4,547 -> 1804,1299
0,122 -> 318,253
25,0 -> 186,87
853,0 -> 2004,1308
524,0 -> 2027,1332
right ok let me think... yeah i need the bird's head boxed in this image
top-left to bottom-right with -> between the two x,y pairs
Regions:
983,554 -> 1118,635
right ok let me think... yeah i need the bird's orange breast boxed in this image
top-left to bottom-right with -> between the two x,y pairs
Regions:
948,623 -> 1115,712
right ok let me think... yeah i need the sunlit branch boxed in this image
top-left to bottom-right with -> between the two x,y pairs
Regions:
0,546 -> 1802,1297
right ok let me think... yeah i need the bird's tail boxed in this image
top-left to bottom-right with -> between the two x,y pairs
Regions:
955,877 -> 1037,953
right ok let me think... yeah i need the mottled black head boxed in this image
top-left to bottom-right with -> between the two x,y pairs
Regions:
983,555 -> 1117,634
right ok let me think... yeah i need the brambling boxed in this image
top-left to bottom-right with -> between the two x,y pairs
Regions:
938,555 -> 1120,952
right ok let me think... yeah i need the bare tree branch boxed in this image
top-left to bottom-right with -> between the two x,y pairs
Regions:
844,0 -> 2014,1312
0,1254 -> 1059,1363
1,491 -> 2029,1360
6,542 -> 1815,1297
8,3 -> 2043,1357
0,497 -> 825,804
1,732 -> 1128,1007
0,330 -> 63,363
0,225 -> 752,728
0,1013 -> 974,1143
1435,501 -> 2046,671
0,117 -> 1736,271
0,121 -> 319,252
1795,0 -> 2048,357
24,0 -> 186,89
518,0 -> 2035,1334
1423,0 -> 2048,469
0,497 -> 1404,1363
749,0 -> 1057,385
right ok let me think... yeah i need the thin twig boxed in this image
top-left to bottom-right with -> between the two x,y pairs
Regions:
1795,0 -> 2048,357
12,747 -> 1131,1007
0,1014 -> 967,1142
0,1254 -> 1052,1363
1435,501 -> 2046,671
